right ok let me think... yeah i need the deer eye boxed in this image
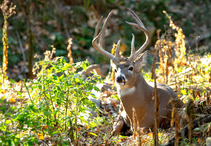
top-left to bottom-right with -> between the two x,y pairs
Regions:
128,66 -> 133,71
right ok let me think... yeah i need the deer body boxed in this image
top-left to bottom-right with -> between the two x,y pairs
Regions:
119,76 -> 178,128
92,9 -> 184,135
112,58 -> 183,134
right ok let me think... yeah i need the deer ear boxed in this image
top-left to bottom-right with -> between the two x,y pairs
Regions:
134,51 -> 148,71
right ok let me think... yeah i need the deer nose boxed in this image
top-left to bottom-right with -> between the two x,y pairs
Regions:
116,76 -> 125,83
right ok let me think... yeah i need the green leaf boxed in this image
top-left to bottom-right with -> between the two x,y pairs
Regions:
181,89 -> 187,95
0,124 -> 7,131
89,132 -> 97,137
63,63 -> 71,71
74,77 -> 80,83
10,106 -> 17,112
17,91 -> 22,96
59,74 -> 64,80
5,120 -> 11,124
44,111 -> 51,116
10,79 -> 15,83
82,62 -> 87,72
93,86 -> 100,92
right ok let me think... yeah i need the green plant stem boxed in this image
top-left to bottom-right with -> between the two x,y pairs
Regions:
75,92 -> 78,145
23,79 -> 34,104
65,85 -> 69,131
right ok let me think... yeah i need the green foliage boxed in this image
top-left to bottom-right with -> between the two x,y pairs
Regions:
0,57 -> 103,144
31,57 -> 103,142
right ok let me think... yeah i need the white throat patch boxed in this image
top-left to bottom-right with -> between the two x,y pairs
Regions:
117,86 -> 136,97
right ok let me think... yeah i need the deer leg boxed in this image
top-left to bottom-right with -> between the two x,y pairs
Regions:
112,107 -> 132,136
112,114 -> 132,136
111,115 -> 124,136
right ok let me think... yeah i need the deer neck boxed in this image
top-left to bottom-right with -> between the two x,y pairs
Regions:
117,74 -> 154,126
117,74 -> 153,100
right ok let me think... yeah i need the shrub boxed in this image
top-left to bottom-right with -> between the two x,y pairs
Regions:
0,50 -> 102,145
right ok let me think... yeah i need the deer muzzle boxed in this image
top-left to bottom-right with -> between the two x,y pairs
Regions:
116,76 -> 126,84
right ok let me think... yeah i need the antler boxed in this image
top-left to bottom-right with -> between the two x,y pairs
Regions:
93,9 -> 150,63
92,11 -> 120,64
127,8 -> 151,61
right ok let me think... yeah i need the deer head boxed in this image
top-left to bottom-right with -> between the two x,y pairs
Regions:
92,8 -> 150,90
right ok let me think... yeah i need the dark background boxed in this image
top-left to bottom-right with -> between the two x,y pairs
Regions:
1,0 -> 211,80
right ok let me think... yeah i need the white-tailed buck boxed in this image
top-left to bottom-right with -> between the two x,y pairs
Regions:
92,9 -> 184,135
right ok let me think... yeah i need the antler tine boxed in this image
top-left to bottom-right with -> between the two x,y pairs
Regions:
94,16 -> 103,38
99,11 -> 113,46
92,11 -> 117,63
115,39 -> 121,60
126,8 -> 151,61
130,34 -> 135,60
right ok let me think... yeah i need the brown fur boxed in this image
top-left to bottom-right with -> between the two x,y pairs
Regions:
112,56 -> 184,136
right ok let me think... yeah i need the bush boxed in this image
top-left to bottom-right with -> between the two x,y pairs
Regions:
0,53 -> 102,145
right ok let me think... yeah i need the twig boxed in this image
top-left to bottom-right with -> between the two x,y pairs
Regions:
152,30 -> 160,146
187,32 -> 211,48
166,114 -> 211,146
170,98 -> 181,145
16,31 -> 26,78
186,99 -> 194,143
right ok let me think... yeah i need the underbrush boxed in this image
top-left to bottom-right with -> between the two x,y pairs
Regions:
0,51 -> 111,145
0,49 -> 210,145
